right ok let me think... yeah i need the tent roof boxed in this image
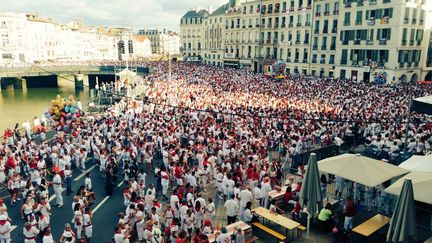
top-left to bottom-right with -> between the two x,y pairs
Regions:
399,155 -> 432,172
412,95 -> 432,115
385,171 -> 432,205
318,154 -> 409,187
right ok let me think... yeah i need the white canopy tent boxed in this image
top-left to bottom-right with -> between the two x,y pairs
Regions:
318,154 -> 409,187
385,171 -> 432,205
399,155 -> 432,172
411,95 -> 432,115
116,68 -> 138,83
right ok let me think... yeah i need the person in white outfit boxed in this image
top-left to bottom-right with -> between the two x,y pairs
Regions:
52,170 -> 63,208
0,214 -> 11,243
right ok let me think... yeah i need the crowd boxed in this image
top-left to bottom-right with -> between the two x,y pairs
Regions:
0,61 -> 431,243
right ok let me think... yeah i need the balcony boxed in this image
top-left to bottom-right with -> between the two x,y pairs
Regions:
357,0 -> 364,6
324,11 -> 330,16
242,25 -> 246,28
320,59 -> 326,64
307,5 -> 312,9
274,23 -> 279,28
295,40 -> 301,44
330,44 -> 336,50
355,21 -> 362,25
314,29 -> 319,34
297,23 -> 302,27
281,23 -> 286,27
315,12 -> 321,17
329,59 -> 334,64
249,25 -> 253,28
256,24 -> 260,28
343,21 -> 350,26
286,58 -> 291,62
267,24 -> 272,28
417,40 -> 422,45
333,10 -> 339,15
304,40 -> 309,44
412,19 -> 417,24
366,40 -> 373,45
236,25 -> 240,28
303,59 -> 308,63
369,0 -> 377,4
312,45 -> 318,50
342,40 -> 349,45
305,22 -> 311,26
379,39 -> 387,45
345,3 -> 352,8
420,19 -> 424,24
354,39 -> 361,45
368,19 -> 375,25
409,40 -> 414,46
294,58 -> 299,63
403,18 -> 409,24
321,45 -> 327,50
323,28 -> 328,34
351,60 -> 359,66
312,59 -> 317,63
290,7 -> 294,11
331,28 -> 338,33
289,23 -> 293,27
402,40 -> 407,46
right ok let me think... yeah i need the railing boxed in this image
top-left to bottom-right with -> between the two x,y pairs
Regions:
289,145 -> 338,172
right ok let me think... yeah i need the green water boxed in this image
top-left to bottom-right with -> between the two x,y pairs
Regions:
0,85 -> 90,132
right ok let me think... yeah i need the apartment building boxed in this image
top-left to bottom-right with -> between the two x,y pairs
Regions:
181,0 -> 432,83
137,28 -> 180,55
180,9 -> 209,60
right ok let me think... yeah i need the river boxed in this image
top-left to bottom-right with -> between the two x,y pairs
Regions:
0,81 -> 90,133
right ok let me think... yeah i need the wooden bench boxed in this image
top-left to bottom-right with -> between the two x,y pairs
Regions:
296,225 -> 306,238
252,222 -> 286,242
245,236 -> 259,243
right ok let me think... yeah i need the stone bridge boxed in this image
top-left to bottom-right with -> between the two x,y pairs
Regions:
0,65 -> 150,90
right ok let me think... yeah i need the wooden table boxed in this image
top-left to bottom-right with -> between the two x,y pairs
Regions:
207,221 -> 252,243
268,184 -> 298,207
322,197 -> 339,206
352,214 -> 391,237
253,207 -> 300,240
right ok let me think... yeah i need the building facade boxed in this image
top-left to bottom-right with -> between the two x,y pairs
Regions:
181,0 -> 432,83
180,9 -> 209,60
0,12 -> 138,66
137,28 -> 180,55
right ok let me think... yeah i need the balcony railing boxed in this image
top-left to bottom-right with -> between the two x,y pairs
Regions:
354,39 -> 361,45
330,44 -> 336,50
366,40 -> 373,45
312,45 -> 318,50
332,28 -> 338,33
379,39 -> 387,45
324,11 -> 330,16
333,10 -> 339,15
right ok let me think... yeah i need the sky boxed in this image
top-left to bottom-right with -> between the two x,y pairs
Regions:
1,0 -> 227,31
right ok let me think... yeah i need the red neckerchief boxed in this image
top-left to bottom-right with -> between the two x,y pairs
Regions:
0,220 -> 6,226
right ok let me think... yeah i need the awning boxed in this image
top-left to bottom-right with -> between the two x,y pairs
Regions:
399,155 -> 432,172
318,154 -> 409,187
411,95 -> 432,115
385,171 -> 432,205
